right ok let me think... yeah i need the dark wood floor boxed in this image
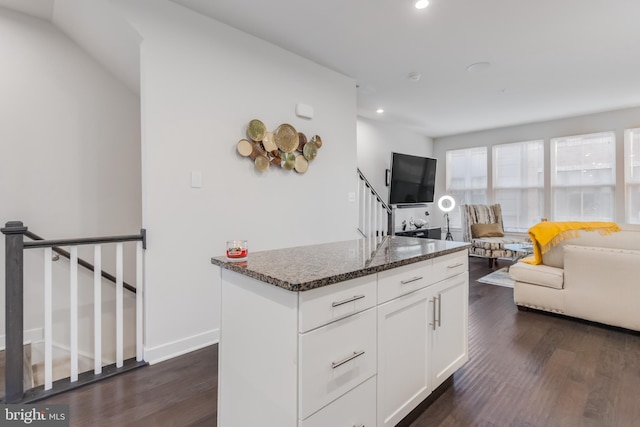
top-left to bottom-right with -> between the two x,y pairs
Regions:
17,257 -> 640,426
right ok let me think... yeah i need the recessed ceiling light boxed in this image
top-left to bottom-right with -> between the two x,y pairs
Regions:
466,61 -> 491,72
408,72 -> 422,81
415,0 -> 429,9
376,109 -> 384,114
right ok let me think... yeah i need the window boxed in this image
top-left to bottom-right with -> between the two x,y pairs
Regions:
493,140 -> 544,232
446,147 -> 487,228
551,131 -> 616,221
625,128 -> 640,224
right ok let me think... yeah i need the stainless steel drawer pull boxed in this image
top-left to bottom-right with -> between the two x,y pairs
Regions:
332,350 -> 365,369
354,425 -> 365,427
400,276 -> 423,284
430,298 -> 437,330
447,263 -> 464,269
437,294 -> 442,327
331,294 -> 365,308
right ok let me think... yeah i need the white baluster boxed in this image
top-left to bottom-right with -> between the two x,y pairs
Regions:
94,245 -> 102,374
370,190 -> 376,238
44,247 -> 53,391
136,241 -> 143,362
375,194 -> 380,237
70,246 -> 78,382
367,188 -> 372,238
359,180 -> 366,234
116,243 -> 124,368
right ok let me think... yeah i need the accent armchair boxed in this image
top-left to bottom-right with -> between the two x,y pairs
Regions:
460,204 -> 523,267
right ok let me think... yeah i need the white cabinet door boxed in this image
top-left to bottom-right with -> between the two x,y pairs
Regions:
377,287 -> 431,427
429,272 -> 469,389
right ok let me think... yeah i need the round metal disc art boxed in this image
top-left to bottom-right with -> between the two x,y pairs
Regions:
294,155 -> 308,174
297,132 -> 308,151
262,131 -> 277,152
254,156 -> 269,172
281,152 -> 296,170
247,119 -> 267,142
274,124 -> 298,153
311,134 -> 323,148
235,119 -> 322,173
236,139 -> 253,157
303,141 -> 318,161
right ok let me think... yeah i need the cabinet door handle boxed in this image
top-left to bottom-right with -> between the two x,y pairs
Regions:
401,276 -> 423,284
447,263 -> 464,269
437,294 -> 442,327
332,350 -> 365,369
430,298 -> 437,330
331,294 -> 365,308
354,425 -> 365,427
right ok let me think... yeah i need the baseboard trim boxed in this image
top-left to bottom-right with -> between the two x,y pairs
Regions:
144,329 -> 219,365
0,328 -> 43,351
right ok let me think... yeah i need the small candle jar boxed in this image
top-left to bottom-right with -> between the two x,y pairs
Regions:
226,240 -> 248,261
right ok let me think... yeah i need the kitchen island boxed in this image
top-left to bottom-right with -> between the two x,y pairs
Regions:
211,236 -> 471,427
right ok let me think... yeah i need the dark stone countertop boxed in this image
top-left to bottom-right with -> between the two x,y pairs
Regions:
211,236 -> 470,292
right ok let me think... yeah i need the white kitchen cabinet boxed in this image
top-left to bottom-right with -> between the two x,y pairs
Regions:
377,287 -> 432,427
429,272 -> 469,389
214,238 -> 470,427
377,252 -> 469,427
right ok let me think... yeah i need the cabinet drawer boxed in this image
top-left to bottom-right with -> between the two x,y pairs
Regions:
298,308 -> 377,420
299,376 -> 376,427
377,260 -> 432,303
431,251 -> 467,284
299,275 -> 377,333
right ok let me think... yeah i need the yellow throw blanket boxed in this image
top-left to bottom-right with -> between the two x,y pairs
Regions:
523,221 -> 621,265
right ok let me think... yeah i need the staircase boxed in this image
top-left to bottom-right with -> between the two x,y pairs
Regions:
1,222 -> 147,403
357,168 -> 392,238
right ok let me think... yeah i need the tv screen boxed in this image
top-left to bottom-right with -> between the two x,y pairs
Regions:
389,152 -> 437,205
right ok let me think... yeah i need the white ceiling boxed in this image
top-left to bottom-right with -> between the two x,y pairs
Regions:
3,0 -> 640,137
171,0 -> 640,137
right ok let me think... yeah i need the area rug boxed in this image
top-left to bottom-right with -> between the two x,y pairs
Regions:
477,267 -> 514,288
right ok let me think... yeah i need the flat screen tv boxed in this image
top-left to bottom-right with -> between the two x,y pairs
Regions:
388,152 -> 437,205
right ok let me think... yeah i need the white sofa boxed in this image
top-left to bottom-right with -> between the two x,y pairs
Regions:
509,227 -> 640,331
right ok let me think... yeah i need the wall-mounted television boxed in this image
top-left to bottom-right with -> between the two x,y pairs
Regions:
388,152 -> 437,205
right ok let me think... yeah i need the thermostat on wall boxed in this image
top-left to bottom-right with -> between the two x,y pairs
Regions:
296,103 -> 314,119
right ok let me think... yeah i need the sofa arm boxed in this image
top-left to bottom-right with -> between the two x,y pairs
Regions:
564,244 -> 640,330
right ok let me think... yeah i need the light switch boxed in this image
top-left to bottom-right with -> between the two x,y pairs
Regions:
191,171 -> 202,188
348,192 -> 356,202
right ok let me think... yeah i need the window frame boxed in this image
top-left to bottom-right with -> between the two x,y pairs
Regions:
550,131 -> 616,222
492,139 -> 544,232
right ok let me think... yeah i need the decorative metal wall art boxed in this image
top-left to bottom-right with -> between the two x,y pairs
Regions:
236,119 -> 322,173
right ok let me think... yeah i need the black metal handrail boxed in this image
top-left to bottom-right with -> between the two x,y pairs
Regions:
1,221 -> 146,404
23,230 -> 144,294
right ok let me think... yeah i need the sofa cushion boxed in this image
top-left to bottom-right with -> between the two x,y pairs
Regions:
509,262 -> 564,290
471,223 -> 504,238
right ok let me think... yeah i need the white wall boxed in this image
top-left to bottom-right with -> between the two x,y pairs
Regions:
357,117 -> 434,232
0,8 -> 141,352
115,0 -> 359,363
433,106 -> 640,228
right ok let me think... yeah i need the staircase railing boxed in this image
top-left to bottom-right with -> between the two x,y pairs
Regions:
357,168 -> 392,238
2,221 -> 147,403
